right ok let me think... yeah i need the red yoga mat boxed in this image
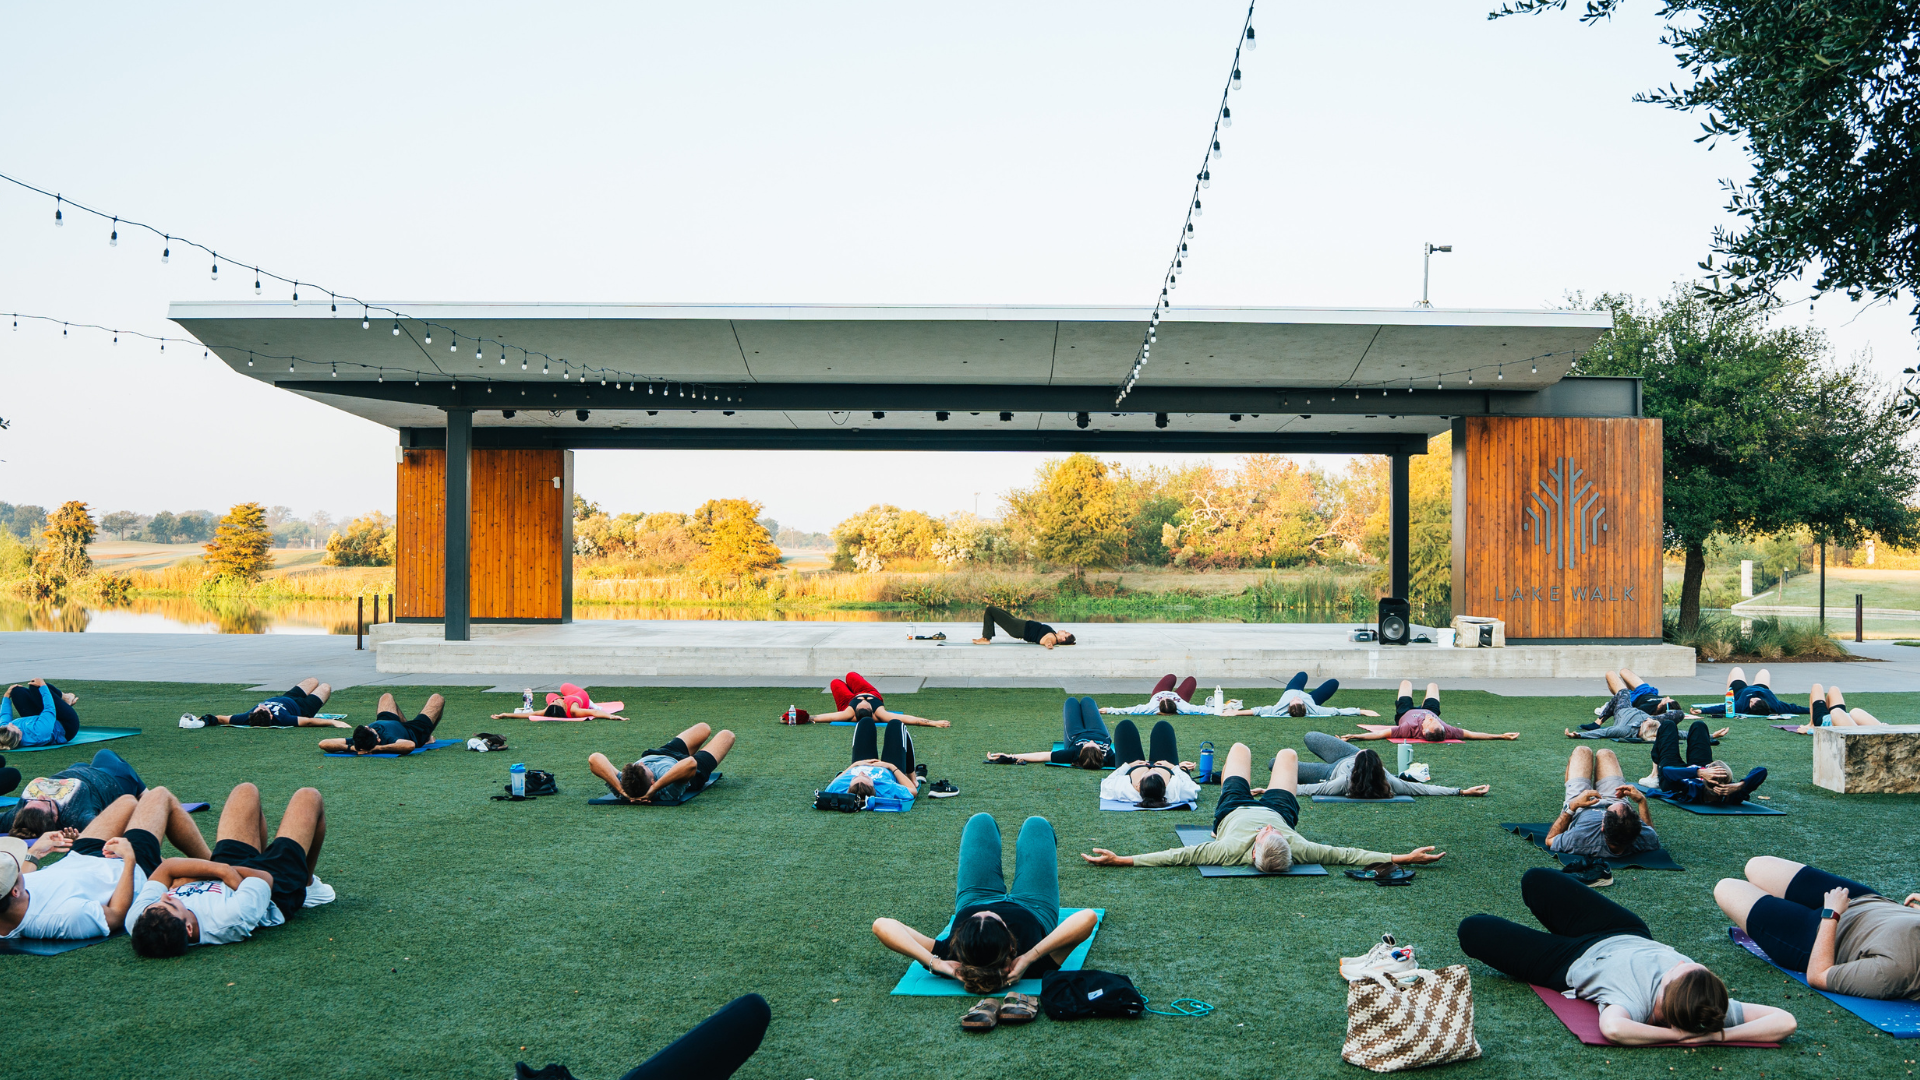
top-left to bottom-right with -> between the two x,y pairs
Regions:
1529,985 -> 1778,1048
1357,723 -> 1463,745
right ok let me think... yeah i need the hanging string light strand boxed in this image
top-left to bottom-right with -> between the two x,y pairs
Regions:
1116,1 -> 1257,406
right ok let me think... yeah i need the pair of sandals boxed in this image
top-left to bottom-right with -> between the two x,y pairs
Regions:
1344,863 -> 1416,886
962,992 -> 1039,1032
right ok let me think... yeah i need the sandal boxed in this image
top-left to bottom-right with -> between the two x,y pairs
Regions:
961,997 -> 1000,1032
997,992 -> 1040,1025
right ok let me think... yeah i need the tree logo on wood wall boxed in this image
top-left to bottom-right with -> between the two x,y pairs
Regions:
1521,455 -> 1607,569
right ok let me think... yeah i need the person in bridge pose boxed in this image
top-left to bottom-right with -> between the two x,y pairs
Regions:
0,678 -> 83,750
317,693 -> 446,755
588,722 -> 736,804
808,672 -> 950,727
182,677 -> 349,729
1338,681 -> 1519,742
973,606 -> 1075,649
1077,743 -> 1448,873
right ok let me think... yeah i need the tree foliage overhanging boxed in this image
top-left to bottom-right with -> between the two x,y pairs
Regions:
1495,1 -> 1920,337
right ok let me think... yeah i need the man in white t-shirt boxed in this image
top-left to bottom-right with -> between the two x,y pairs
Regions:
0,785 -> 211,941
128,781 -> 332,956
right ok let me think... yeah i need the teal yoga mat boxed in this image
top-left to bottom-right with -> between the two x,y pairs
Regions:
1730,928 -> 1920,1037
1634,783 -> 1786,815
889,908 -> 1104,997
0,935 -> 111,956
5,728 -> 141,752
1098,798 -> 1196,811
1044,741 -> 1115,769
587,774 -> 722,806
324,738 -> 461,758
1171,824 -> 1329,876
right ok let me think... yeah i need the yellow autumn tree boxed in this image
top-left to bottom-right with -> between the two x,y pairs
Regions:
1005,453 -> 1127,569
324,511 -> 395,567
205,502 -> 276,581
1358,432 -> 1452,612
688,498 -> 782,581
29,500 -> 96,595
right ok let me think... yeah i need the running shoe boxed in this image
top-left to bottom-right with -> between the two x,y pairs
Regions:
303,876 -> 337,907
929,780 -> 960,798
1339,934 -> 1416,981
179,713 -> 206,729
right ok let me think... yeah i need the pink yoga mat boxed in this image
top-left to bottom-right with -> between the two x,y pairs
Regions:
1529,985 -> 1777,1048
1357,723 -> 1462,745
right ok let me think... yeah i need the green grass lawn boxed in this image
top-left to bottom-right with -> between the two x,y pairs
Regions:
11,682 -> 1920,1079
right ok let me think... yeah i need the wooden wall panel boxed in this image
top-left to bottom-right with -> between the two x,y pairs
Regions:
395,447 -> 567,621
1453,417 -> 1663,641
396,449 -> 446,618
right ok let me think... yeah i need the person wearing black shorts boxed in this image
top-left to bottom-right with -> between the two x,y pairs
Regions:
127,782 -> 332,956
1717,856 -> 1920,1000
0,785 -> 212,941
187,677 -> 348,729
589,723 -> 736,805
319,693 -> 444,755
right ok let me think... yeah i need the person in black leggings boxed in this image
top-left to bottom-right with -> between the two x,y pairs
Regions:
514,992 -> 772,1080
985,696 -> 1115,769
823,713 -> 921,801
0,680 -> 82,749
974,606 -> 1075,649
1649,718 -> 1766,804
1459,869 -> 1797,1045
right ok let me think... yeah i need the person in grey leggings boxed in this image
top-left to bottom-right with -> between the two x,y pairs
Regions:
1569,690 -> 1725,743
1294,731 -> 1490,797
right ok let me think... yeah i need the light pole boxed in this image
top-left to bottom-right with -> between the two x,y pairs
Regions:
1420,243 -> 1452,307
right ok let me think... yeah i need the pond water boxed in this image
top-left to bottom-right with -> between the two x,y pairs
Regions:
0,597 -> 1362,634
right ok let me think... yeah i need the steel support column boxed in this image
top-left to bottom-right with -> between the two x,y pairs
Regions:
443,408 -> 473,642
1389,450 -> 1411,601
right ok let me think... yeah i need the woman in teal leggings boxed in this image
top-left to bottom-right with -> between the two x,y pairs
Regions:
873,814 -> 1100,1025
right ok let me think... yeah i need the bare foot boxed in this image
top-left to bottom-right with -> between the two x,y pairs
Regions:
972,638 -> 991,645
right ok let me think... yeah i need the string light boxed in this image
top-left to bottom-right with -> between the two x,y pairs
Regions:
161,236 -> 169,263
392,321 -> 401,336
109,217 -> 118,246
210,257 -> 218,281
1221,107 -> 1232,128
254,268 -> 262,294
424,329 -> 432,344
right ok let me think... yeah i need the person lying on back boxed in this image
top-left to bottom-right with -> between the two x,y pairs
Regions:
183,677 -> 348,729
317,693 -> 444,755
2,750 -> 147,839
1340,681 -> 1518,743
0,678 -> 83,750
0,786 -> 210,941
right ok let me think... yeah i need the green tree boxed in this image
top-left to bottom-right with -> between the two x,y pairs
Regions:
144,510 -> 179,543
830,505 -> 942,572
1495,3 -> 1920,338
100,511 -> 142,539
1575,288 -> 1919,629
204,502 -> 276,581
688,498 -> 782,580
323,511 -> 396,567
175,513 -> 210,543
30,501 -> 96,594
573,493 -> 600,519
1006,453 -> 1126,569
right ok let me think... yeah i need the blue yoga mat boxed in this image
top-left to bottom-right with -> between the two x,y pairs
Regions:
0,797 -> 15,810
1312,794 -> 1416,804
1730,928 -> 1920,1037
5,728 -> 141,753
587,774 -> 723,807
1634,783 -> 1787,815
324,738 -> 461,758
890,908 -> 1104,997
1501,822 -> 1685,871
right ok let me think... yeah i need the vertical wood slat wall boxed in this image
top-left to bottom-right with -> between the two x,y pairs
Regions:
1456,417 -> 1663,641
395,448 -> 566,620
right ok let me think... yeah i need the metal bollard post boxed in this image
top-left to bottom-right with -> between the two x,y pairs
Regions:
357,596 -> 364,650
373,594 -> 381,625
1856,593 -> 1863,643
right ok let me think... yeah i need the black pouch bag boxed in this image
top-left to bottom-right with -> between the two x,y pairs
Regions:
1039,969 -> 1145,1020
813,790 -> 866,812
524,769 -> 559,797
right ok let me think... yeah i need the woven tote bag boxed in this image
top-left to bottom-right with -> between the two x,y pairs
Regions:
1341,965 -> 1482,1072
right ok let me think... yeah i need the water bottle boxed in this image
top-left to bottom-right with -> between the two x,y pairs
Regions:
1210,686 -> 1224,711
1724,686 -> 1736,717
786,704 -> 797,724
1197,741 -> 1215,783
1397,742 -> 1414,776
522,688 -> 534,712
510,763 -> 527,798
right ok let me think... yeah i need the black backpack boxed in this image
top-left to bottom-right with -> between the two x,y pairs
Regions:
813,790 -> 866,812
1039,969 -> 1145,1020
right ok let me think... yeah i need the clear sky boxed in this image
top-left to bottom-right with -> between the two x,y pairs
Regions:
1,1 -> 1911,533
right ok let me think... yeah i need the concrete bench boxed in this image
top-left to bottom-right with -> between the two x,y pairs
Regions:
1812,726 -> 1920,794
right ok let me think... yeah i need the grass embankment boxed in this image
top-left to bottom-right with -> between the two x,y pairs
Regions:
13,681 -> 1917,1080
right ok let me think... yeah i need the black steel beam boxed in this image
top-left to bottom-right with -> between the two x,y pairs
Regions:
280,375 -> 1640,418
444,408 -> 472,642
1389,450 -> 1411,600
398,426 -> 1435,455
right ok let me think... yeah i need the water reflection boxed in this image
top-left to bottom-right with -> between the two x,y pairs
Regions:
0,596 -> 1356,634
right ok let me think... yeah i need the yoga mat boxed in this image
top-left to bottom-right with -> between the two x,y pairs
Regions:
182,802 -> 209,813
1634,784 -> 1787,816
0,797 -> 15,810
1773,724 -> 1812,733
1356,724 -> 1462,745
1312,794 -> 1416,804
323,738 -> 461,758
1529,985 -> 1778,1048
316,713 -> 348,721
1043,742 -> 1116,769
1172,824 -> 1329,877
1689,706 -> 1794,719
4,728 -> 141,752
1098,798 -> 1196,811
1730,928 -> 1920,1038
587,774 -> 723,807
1501,823 -> 1685,871
890,908 -> 1104,997
0,935 -> 112,956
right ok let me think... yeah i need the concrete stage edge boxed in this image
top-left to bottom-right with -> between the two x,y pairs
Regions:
370,620 -> 1696,680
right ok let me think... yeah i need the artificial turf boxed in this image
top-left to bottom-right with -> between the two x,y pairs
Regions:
8,679 -> 1920,1080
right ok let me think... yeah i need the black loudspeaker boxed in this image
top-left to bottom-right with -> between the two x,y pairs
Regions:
1377,597 -> 1411,646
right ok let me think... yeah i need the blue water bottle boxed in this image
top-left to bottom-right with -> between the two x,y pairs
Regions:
1196,741 -> 1215,784
1724,685 -> 1736,717
510,762 -> 527,798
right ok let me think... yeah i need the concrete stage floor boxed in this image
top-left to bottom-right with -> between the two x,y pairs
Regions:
370,619 -> 1698,681
7,628 -> 1920,697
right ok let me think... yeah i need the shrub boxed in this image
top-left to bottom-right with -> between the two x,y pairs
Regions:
323,512 -> 394,567
1663,610 -> 1848,661
205,503 -> 276,581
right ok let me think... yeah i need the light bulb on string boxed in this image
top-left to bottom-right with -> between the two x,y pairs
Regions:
1231,68 -> 1242,90
392,321 -> 401,336
1497,365 -> 1504,381
113,332 -> 118,344
292,282 -> 300,302
254,269 -> 262,294
1245,25 -> 1255,49
53,195 -> 63,226
476,344 -> 483,361
331,364 -> 338,378
424,329 -> 432,344
162,236 -> 170,263
362,308 -> 370,330
289,358 -> 296,373
1468,371 -> 1474,385
1531,361 -> 1537,374
109,217 -> 118,246
1199,169 -> 1210,189
520,354 -> 528,370
542,361 -> 549,374
331,294 -> 337,313
500,349 -> 507,365
1211,139 -> 1222,160
450,338 -> 458,353
211,259 -> 219,282
247,351 -> 253,366
1221,106 -> 1232,128
377,370 -> 384,382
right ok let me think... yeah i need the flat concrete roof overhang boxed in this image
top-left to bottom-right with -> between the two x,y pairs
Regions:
171,302 -> 1626,453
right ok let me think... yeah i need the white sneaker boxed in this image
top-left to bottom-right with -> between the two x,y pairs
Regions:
179,714 -> 205,729
1594,704 -> 1607,717
303,876 -> 336,907
1639,771 -> 1659,789
1340,934 -> 1416,981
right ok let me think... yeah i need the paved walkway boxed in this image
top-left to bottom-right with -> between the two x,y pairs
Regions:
6,629 -> 1919,697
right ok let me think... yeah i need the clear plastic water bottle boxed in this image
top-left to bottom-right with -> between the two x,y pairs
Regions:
510,763 -> 527,797
1398,741 -> 1414,776
523,688 -> 534,712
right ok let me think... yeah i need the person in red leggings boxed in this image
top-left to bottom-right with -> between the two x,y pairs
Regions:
811,672 -> 951,728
